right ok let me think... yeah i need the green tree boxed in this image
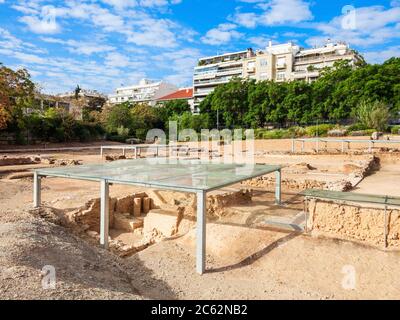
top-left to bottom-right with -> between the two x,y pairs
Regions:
283,81 -> 312,124
209,78 -> 249,128
130,103 -> 163,140
0,63 -> 36,131
105,102 -> 133,133
157,99 -> 191,126
311,60 -> 353,120
170,112 -> 210,133
266,81 -> 288,125
352,100 -> 390,131
244,80 -> 269,128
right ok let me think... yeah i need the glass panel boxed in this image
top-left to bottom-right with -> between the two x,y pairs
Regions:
36,159 -> 280,192
301,189 -> 400,207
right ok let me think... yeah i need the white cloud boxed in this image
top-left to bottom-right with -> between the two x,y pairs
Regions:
259,0 -> 313,25
201,23 -> 242,45
249,36 -> 273,48
0,28 -> 23,49
391,0 -> 400,7
19,5 -> 61,34
15,1 -> 183,49
101,0 -> 181,9
363,46 -> 400,64
154,48 -> 201,86
40,37 -> 115,55
125,17 -> 179,48
306,5 -> 400,48
232,12 -> 258,28
0,27 -> 46,54
233,0 -> 313,28
283,31 -> 307,38
0,26 -> 191,94
101,0 -> 138,9
104,52 -> 130,68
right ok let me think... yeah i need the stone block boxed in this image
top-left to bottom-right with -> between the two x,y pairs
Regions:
142,197 -> 151,214
113,213 -> 144,232
133,197 -> 142,217
143,209 -> 181,238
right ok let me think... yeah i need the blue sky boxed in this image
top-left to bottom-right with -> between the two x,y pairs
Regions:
0,0 -> 399,94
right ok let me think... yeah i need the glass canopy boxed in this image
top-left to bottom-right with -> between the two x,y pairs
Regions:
35,159 -> 281,192
301,189 -> 400,207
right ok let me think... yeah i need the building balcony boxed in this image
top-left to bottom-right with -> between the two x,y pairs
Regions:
193,73 -> 217,81
216,68 -> 243,77
276,63 -> 287,69
293,70 -> 320,77
194,78 -> 231,87
194,87 -> 215,94
294,53 -> 353,65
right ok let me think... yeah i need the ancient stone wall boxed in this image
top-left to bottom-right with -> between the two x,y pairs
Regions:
308,199 -> 400,248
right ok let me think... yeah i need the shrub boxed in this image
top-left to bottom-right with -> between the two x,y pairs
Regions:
106,134 -> 129,143
287,126 -> 306,137
117,126 -> 130,137
352,100 -> 390,132
347,123 -> 368,132
261,129 -> 292,140
391,125 -> 400,135
350,129 -> 376,137
305,124 -> 334,137
328,128 -> 347,137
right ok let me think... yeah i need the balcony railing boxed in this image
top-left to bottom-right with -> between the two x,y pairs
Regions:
294,53 -> 352,64
194,78 -> 231,86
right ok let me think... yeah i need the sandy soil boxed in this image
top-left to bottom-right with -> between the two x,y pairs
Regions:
1,139 -> 400,300
354,155 -> 400,196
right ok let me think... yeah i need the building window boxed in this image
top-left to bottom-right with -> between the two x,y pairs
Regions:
247,61 -> 256,72
277,72 -> 286,80
260,58 -> 268,67
260,72 -> 269,80
277,57 -> 286,68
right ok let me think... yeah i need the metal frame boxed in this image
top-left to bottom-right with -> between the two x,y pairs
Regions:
33,162 -> 282,275
100,180 -> 110,249
292,138 -> 400,154
100,144 -> 190,159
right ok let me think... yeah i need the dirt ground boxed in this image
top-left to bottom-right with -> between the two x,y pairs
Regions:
1,138 -> 400,300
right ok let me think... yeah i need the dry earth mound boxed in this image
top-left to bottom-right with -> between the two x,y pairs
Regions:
0,209 -> 175,300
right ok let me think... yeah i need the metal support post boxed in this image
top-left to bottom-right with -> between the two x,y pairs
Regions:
275,169 -> 282,205
196,191 -> 206,274
100,180 -> 110,249
384,205 -> 388,249
33,172 -> 41,208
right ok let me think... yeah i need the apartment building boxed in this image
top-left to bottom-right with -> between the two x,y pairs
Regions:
193,49 -> 255,107
193,42 -> 362,106
291,42 -> 360,82
108,79 -> 178,106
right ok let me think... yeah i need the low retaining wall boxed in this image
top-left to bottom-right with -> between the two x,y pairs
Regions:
307,199 -> 400,248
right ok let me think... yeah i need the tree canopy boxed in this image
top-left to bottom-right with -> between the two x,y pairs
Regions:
0,63 -> 36,130
199,58 -> 400,129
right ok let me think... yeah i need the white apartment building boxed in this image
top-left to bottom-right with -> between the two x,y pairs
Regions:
193,42 -> 362,106
193,49 -> 255,106
108,79 -> 178,106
